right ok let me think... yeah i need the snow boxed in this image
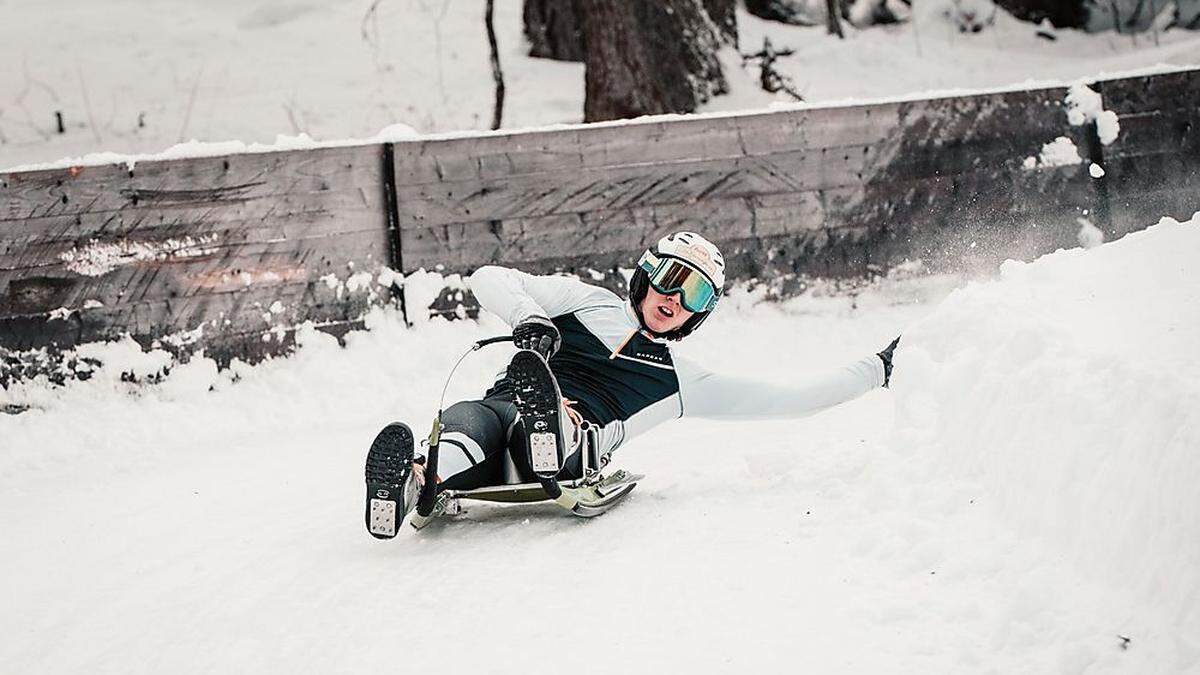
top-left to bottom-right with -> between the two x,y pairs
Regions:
1028,136 -> 1083,168
2,1 -> 1198,170
58,234 -> 222,277
1066,82 -> 1122,144
1077,217 -> 1107,248
3,214 -> 1199,672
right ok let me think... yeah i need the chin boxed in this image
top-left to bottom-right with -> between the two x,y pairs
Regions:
648,319 -> 680,334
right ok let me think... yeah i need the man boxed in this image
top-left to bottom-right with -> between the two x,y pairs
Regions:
365,231 -> 899,536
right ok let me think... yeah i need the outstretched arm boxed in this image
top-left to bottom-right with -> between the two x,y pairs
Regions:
468,265 -> 608,326
674,354 -> 886,421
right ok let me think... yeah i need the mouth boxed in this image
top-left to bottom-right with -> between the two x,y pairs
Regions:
656,305 -> 675,318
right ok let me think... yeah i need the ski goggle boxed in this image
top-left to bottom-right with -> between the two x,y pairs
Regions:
638,252 -> 720,313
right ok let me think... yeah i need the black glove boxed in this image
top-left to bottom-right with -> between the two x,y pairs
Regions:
877,335 -> 900,388
512,316 -> 561,359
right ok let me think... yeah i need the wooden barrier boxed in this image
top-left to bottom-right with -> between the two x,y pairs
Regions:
0,145 -> 397,380
1099,71 -> 1200,236
1,69 -> 1197,383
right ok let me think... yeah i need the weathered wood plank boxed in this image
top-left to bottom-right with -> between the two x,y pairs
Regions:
0,229 -> 391,317
0,269 -> 391,353
398,194 -> 776,273
394,145 -> 875,229
2,187 -> 385,245
394,131 -> 588,185
392,87 -> 1075,232
1098,70 -> 1200,237
392,107 -> 901,187
578,117 -> 753,168
734,104 -> 901,157
0,145 -> 383,223
392,89 -> 1069,190
1101,112 -> 1199,160
1098,69 -> 1200,116
397,146 -> 1097,278
0,203 -> 386,273
1104,156 -> 1200,233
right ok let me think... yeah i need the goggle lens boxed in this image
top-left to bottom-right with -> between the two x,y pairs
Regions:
645,258 -> 718,313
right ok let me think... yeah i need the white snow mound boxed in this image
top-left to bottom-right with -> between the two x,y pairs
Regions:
894,213 -> 1200,641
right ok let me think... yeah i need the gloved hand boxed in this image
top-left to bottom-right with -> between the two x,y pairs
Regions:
513,315 -> 561,359
877,336 -> 900,388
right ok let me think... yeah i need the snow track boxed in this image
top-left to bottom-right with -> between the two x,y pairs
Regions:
3,217 -> 1198,673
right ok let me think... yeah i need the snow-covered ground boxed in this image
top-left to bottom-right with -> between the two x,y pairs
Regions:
3,1 -> 1200,671
2,214 -> 1197,672
3,0 -> 1200,170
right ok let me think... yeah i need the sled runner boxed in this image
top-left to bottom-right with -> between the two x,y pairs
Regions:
404,337 -> 642,531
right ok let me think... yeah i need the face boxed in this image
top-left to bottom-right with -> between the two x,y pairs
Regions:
640,286 -> 695,334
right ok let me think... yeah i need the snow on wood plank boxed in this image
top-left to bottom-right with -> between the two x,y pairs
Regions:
0,228 -> 390,318
0,210 -> 386,273
0,270 -> 384,354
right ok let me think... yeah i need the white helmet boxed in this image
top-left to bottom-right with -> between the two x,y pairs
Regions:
630,232 -> 726,339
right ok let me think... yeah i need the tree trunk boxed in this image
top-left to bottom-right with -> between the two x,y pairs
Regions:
744,0 -> 824,26
704,0 -> 739,46
525,0 -> 737,60
580,0 -> 728,123
991,0 -> 1089,28
825,0 -> 845,36
523,0 -> 585,61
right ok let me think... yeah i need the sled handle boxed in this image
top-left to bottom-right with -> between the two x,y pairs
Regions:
416,335 -> 515,518
473,335 -> 514,349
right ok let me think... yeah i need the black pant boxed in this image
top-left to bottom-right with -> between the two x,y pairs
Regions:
435,395 -> 583,492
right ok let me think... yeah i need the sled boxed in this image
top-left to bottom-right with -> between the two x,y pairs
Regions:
409,337 -> 643,531
410,424 -> 642,529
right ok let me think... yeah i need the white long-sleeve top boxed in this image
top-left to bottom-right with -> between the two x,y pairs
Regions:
469,265 -> 884,458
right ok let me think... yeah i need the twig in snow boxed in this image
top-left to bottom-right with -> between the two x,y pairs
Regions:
911,6 -> 923,56
361,0 -> 384,41
433,0 -> 453,104
14,57 -> 53,140
76,64 -> 103,143
177,67 -> 204,142
283,97 -> 306,135
485,0 -> 504,130
742,38 -> 805,102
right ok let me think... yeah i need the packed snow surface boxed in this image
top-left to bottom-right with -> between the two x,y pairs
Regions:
2,0 -> 1199,169
2,214 -> 1198,672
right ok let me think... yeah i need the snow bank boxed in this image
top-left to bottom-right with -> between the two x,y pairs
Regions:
894,213 -> 1200,644
4,213 -> 1199,671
